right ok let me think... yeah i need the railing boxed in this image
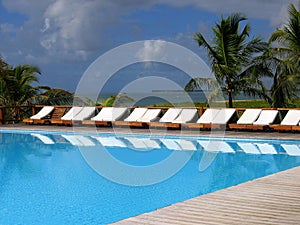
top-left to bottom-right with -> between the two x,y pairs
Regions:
0,106 -> 32,124
0,105 -> 73,124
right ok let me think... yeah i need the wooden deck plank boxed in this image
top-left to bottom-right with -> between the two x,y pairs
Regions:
113,166 -> 300,225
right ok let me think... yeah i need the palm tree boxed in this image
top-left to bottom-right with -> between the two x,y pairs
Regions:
0,64 -> 75,106
186,13 -> 269,108
0,64 -> 48,106
31,88 -> 74,106
267,3 -> 300,107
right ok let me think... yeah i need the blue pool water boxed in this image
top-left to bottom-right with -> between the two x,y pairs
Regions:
1,130 -> 300,224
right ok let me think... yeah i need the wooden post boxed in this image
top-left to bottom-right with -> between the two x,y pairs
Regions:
199,107 -> 204,116
17,106 -> 21,122
32,106 -> 36,116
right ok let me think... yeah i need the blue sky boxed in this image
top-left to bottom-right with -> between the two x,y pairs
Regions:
0,0 -> 297,93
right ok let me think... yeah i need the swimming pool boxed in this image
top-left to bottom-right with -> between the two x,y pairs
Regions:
0,130 -> 300,224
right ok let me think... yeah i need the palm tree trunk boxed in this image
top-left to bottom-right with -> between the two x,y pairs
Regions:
226,78 -> 233,108
228,91 -> 233,108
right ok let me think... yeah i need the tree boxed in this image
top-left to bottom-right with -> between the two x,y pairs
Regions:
32,88 -> 74,106
0,64 -> 74,106
267,3 -> 300,107
0,64 -> 48,106
186,13 -> 269,107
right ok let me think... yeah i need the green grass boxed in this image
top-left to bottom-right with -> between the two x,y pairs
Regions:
230,100 -> 270,108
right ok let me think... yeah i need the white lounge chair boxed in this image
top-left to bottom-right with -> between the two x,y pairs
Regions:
124,108 -> 148,122
159,108 -> 182,123
70,107 -> 95,123
281,110 -> 300,125
253,110 -> 279,126
233,110 -> 279,130
91,107 -> 129,121
30,106 -> 55,119
137,109 -> 161,122
237,109 -> 262,125
211,108 -> 237,124
31,133 -> 55,144
23,106 -> 55,124
197,108 -> 220,124
113,108 -> 148,127
83,107 -> 129,126
150,108 -> 183,129
186,108 -> 236,130
272,110 -> 300,131
61,107 -> 83,121
90,107 -> 113,121
183,108 -> 219,129
173,109 -> 198,124
60,107 -> 93,125
229,109 -> 262,130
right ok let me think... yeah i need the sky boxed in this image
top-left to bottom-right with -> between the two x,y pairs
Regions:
0,0 -> 298,94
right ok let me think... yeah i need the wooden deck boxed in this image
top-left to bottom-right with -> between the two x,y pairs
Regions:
113,166 -> 300,225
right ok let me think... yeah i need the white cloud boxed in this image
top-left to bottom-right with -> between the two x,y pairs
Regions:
1,0 -> 297,62
136,40 -> 167,61
41,18 -> 50,32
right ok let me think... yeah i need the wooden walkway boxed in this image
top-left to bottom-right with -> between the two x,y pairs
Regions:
113,166 -> 300,225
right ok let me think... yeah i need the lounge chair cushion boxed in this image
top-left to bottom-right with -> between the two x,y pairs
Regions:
173,109 -> 198,124
137,109 -> 161,122
91,107 -> 129,121
124,108 -> 148,122
280,110 -> 300,126
236,109 -> 262,125
61,107 -> 83,120
30,106 -> 54,119
159,108 -> 182,123
212,108 -> 236,124
72,107 -> 95,121
253,110 -> 278,125
197,108 -> 220,124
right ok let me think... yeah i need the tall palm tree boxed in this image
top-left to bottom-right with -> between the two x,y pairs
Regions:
0,64 -> 49,106
186,13 -> 269,108
268,3 -> 300,107
0,64 -> 75,106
